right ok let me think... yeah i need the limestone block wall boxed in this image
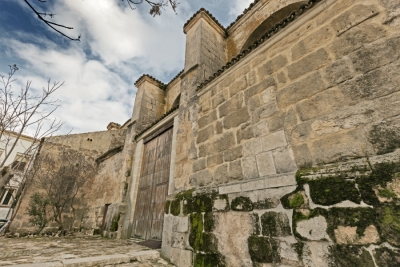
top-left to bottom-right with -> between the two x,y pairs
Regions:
10,128 -> 128,234
132,77 -> 166,133
164,0 -> 400,266
165,77 -> 182,112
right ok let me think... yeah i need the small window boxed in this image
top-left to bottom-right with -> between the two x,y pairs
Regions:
11,161 -> 27,172
0,189 -> 15,206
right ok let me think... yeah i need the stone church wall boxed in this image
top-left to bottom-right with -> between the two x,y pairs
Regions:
162,0 -> 400,266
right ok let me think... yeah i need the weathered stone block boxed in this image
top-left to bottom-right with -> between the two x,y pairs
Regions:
237,124 -> 254,144
331,4 -> 379,36
296,216 -> 330,241
262,130 -> 287,152
235,65 -> 250,79
244,76 -> 276,102
214,164 -> 229,185
256,151 -> 276,177
218,93 -> 244,118
248,94 -> 263,112
291,26 -> 333,61
243,138 -> 264,157
257,55 -> 288,77
198,110 -> 217,129
170,248 -> 192,267
219,183 -> 241,194
229,77 -> 247,97
277,71 -> 287,85
277,71 -> 327,109
292,144 -> 313,168
213,132 -> 235,153
173,216 -> 189,233
171,232 -> 187,249
339,59 -> 400,103
310,129 -> 374,164
296,87 -> 347,121
212,91 -> 226,109
253,120 -> 269,137
273,147 -> 297,174
284,108 -> 298,128
216,121 -> 223,134
207,153 -> 223,167
229,160 -> 243,180
287,48 -> 330,81
289,122 -> 313,145
241,179 -> 266,192
252,102 -> 277,124
323,59 -> 354,86
350,35 -> 400,74
241,156 -> 259,179
223,146 -> 243,162
267,111 -> 285,133
197,125 -> 213,144
330,23 -> 387,58
261,211 -> 291,237
197,169 -> 212,187
193,158 -> 206,172
223,107 -> 250,129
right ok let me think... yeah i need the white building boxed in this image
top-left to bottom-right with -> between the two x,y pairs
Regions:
0,132 -> 35,219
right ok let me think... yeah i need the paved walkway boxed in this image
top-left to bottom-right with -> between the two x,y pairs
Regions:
0,236 -> 175,267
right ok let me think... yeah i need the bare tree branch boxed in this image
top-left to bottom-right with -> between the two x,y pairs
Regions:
0,65 -> 64,196
24,0 -> 80,41
22,0 -> 179,41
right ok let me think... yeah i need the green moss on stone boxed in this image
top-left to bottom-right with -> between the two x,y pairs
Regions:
170,200 -> 181,216
326,208 -> 377,239
231,196 -> 253,211
378,188 -> 397,198
186,194 -> 213,214
203,212 -> 214,232
251,213 -> 260,236
253,198 -> 279,209
189,213 -> 203,251
248,236 -> 280,263
292,242 -> 304,261
290,193 -> 305,208
189,212 -> 218,253
110,213 -> 120,232
374,247 -> 400,267
357,161 -> 400,205
261,211 -> 291,237
194,253 -> 225,267
292,209 -> 322,240
93,229 -> 100,235
309,177 -> 361,206
377,204 -> 400,246
368,124 -> 400,155
328,245 -> 375,267
165,201 -> 171,214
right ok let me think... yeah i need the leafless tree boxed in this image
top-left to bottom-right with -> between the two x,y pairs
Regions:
23,0 -> 180,41
0,64 -> 64,196
26,149 -> 98,230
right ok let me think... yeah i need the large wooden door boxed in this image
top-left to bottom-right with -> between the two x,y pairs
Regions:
132,127 -> 173,240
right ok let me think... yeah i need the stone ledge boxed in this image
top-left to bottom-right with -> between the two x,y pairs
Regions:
218,172 -> 297,194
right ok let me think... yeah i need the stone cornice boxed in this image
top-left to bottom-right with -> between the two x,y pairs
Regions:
183,8 -> 227,37
134,74 -> 166,89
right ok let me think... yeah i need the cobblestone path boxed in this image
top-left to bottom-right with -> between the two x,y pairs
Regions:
0,236 -> 174,267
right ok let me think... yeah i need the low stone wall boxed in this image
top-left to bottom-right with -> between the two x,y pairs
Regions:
162,151 -> 400,266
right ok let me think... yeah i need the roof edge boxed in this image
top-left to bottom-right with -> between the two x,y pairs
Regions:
183,8 -> 227,36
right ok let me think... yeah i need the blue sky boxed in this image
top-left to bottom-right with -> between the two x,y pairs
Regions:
0,0 -> 253,134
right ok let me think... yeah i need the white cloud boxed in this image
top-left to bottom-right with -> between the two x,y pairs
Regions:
0,0 -> 254,136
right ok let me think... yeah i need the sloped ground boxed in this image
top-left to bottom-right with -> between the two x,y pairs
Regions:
0,236 -> 174,267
